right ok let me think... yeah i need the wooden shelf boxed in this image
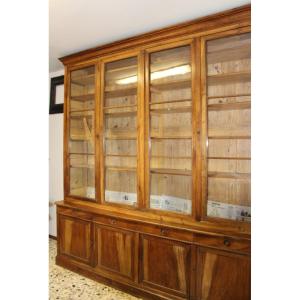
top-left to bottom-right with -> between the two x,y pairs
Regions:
208,135 -> 251,140
106,154 -> 136,157
151,135 -> 192,139
105,136 -> 136,140
70,108 -> 94,113
207,71 -> 250,85
151,168 -> 191,176
104,110 -> 137,117
71,74 -> 95,85
207,93 -> 250,99
150,106 -> 191,114
151,155 -> 192,159
103,103 -> 137,110
208,156 -> 251,160
70,110 -> 94,118
151,78 -> 191,91
105,85 -> 137,98
208,171 -> 250,179
106,166 -> 136,172
70,164 -> 95,169
150,98 -> 191,105
70,93 -> 95,101
69,152 -> 95,155
208,101 -> 251,111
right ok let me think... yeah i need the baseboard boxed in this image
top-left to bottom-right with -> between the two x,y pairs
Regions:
49,234 -> 57,240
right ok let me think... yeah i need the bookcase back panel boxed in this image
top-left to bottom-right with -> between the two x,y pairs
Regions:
105,139 -> 137,156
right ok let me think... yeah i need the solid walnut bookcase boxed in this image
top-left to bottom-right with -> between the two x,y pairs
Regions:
56,5 -> 251,300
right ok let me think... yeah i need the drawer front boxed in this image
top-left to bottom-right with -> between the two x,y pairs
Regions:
58,214 -> 92,264
94,224 -> 136,281
194,233 -> 250,254
140,235 -> 191,298
93,215 -> 193,242
57,206 -> 93,221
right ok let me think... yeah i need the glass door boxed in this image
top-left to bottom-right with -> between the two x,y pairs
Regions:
203,31 -> 251,222
147,44 -> 193,215
102,56 -> 138,206
68,65 -> 96,199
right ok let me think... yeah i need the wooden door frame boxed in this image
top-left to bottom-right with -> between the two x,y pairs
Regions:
199,26 -> 251,232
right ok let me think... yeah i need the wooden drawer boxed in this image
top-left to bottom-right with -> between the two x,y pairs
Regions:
93,215 -> 194,242
93,215 -> 139,231
57,206 -> 93,221
194,233 -> 250,254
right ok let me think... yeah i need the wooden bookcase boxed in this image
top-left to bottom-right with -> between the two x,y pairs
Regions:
56,4 -> 251,300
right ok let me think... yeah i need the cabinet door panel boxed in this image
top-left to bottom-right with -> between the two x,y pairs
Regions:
147,44 -> 193,215
58,215 -> 92,264
95,225 -> 135,279
198,250 -> 250,300
103,56 -> 139,206
68,65 -> 96,200
203,31 -> 251,223
141,235 -> 191,297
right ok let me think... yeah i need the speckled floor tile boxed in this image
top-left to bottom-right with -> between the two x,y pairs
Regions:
49,239 -> 141,300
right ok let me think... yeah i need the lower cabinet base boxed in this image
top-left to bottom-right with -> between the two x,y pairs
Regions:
56,205 -> 250,300
56,255 -> 184,300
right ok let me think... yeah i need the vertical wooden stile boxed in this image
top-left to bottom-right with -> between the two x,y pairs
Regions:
63,66 -> 70,197
200,38 -> 208,219
137,51 -> 146,209
99,61 -> 105,203
95,62 -> 101,203
192,39 -> 202,221
144,52 -> 151,210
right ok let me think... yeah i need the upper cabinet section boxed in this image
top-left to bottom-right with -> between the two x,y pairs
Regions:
147,44 -> 193,215
68,65 -> 96,200
62,5 -> 251,232
102,56 -> 139,206
203,31 -> 251,222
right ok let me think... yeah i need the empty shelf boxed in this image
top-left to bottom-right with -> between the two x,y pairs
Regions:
151,168 -> 192,176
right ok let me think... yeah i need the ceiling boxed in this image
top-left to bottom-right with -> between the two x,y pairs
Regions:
49,0 -> 250,72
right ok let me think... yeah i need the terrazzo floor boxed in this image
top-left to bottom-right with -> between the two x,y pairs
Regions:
49,238 -> 141,300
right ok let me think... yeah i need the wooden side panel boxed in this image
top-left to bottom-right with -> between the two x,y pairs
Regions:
140,235 -> 191,297
197,249 -> 250,300
95,225 -> 135,280
58,214 -> 92,264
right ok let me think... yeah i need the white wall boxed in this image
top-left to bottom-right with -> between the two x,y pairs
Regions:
49,69 -> 64,237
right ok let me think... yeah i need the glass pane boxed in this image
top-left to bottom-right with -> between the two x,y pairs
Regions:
69,65 -> 96,199
206,33 -> 251,222
150,173 -> 192,214
149,45 -> 192,214
103,57 -> 138,206
105,169 -> 137,205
